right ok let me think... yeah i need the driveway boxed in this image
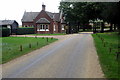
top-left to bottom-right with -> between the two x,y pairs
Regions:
2,33 -> 104,78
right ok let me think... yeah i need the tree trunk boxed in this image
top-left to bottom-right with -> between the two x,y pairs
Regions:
110,23 -> 113,31
68,23 -> 72,34
77,22 -> 80,32
114,24 -> 117,31
118,24 -> 120,35
83,24 -> 85,31
101,22 -> 104,33
93,22 -> 96,33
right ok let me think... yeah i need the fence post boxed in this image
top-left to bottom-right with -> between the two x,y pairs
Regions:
109,48 -> 112,53
51,37 -> 53,40
103,43 -> 106,47
35,35 -> 37,38
116,52 -> 120,60
29,43 -> 31,48
20,45 -> 23,51
47,37 -> 48,42
37,42 -> 39,46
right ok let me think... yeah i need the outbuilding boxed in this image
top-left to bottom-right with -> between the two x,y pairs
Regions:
0,20 -> 19,34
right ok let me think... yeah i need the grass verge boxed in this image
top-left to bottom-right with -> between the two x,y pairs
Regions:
92,32 -> 120,78
1,37 -> 57,64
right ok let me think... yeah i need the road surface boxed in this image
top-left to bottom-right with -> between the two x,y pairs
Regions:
2,33 -> 104,78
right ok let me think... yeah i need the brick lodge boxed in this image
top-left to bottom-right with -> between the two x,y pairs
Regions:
21,4 -> 66,34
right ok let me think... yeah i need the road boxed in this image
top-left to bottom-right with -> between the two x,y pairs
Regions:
2,33 -> 104,78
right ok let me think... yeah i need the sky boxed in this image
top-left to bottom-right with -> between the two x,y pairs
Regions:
0,0 -> 61,25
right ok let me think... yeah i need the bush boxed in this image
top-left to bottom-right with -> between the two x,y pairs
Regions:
0,27 -> 10,37
16,28 -> 35,35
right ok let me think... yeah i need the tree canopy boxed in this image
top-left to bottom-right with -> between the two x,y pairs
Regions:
59,2 -> 120,33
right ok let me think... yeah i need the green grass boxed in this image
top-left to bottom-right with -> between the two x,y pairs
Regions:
92,32 -> 120,78
1,37 -> 57,64
28,33 -> 66,36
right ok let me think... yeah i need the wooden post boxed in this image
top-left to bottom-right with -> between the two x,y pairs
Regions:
35,35 -> 37,38
116,52 -> 120,60
20,45 -> 22,51
103,43 -> 106,47
101,37 -> 103,41
29,43 -> 31,48
109,48 -> 112,53
47,37 -> 48,42
37,42 -> 38,46
51,37 -> 53,40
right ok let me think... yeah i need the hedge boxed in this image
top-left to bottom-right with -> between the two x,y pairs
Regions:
16,28 -> 35,35
0,27 -> 10,37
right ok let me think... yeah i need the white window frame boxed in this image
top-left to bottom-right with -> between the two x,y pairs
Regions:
62,25 -> 65,30
45,25 -> 49,31
37,24 -> 49,31
54,24 -> 56,31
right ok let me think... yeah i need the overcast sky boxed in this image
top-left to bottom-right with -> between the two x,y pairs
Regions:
0,0 -> 61,25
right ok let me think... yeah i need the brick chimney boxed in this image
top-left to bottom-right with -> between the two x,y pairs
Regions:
42,4 -> 46,11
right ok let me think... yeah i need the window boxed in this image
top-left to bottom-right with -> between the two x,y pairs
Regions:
62,25 -> 65,30
7,25 -> 11,29
40,25 -> 42,29
46,25 -> 49,31
54,25 -> 56,31
46,25 -> 48,29
43,25 -> 45,29
37,24 -> 49,31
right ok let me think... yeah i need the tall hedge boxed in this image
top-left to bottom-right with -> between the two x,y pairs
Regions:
16,28 -> 35,35
0,27 -> 10,37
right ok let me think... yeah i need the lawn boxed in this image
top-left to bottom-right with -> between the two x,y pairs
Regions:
92,32 -> 120,78
1,37 -> 57,64
28,33 -> 66,36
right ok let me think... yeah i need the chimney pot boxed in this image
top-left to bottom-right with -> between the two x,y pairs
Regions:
42,4 -> 46,11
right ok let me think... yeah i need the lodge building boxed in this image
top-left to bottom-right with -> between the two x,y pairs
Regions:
21,4 -> 66,34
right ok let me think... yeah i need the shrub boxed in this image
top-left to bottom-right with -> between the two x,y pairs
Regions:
0,27 -> 10,37
16,28 -> 35,35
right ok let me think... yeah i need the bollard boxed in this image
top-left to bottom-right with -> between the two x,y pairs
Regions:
29,43 -> 31,48
20,45 -> 23,51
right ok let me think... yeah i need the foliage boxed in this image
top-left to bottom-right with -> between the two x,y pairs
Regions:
16,27 -> 35,35
0,27 -> 10,37
59,2 -> 120,33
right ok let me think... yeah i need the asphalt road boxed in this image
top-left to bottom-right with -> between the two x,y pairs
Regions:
2,33 -> 104,78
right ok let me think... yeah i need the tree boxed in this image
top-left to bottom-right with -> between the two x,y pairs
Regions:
59,2 -> 120,33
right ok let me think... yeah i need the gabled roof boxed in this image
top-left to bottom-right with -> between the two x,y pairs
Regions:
0,20 -> 18,25
46,11 -> 54,19
21,11 -> 61,22
53,13 -> 60,22
36,18 -> 50,23
21,12 -> 39,22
